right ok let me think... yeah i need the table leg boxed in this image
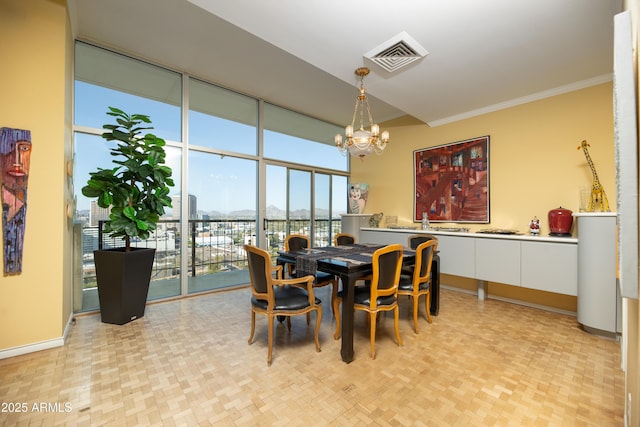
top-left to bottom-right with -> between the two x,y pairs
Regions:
340,273 -> 355,363
430,254 -> 440,316
477,280 -> 488,301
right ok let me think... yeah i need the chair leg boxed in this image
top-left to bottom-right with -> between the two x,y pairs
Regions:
333,297 -> 341,340
369,312 -> 377,359
425,291 -> 433,324
394,306 -> 403,348
306,312 -> 311,325
314,307 -> 322,352
248,310 -> 256,344
287,316 -> 292,331
268,314 -> 274,366
369,313 -> 378,359
412,295 -> 420,334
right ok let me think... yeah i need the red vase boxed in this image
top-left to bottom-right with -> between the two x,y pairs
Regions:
548,207 -> 573,236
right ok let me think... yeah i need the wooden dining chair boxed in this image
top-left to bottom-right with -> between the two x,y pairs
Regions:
332,244 -> 404,359
334,233 -> 356,246
284,234 -> 339,315
398,238 -> 438,333
402,234 -> 437,276
245,244 -> 322,366
407,233 -> 437,250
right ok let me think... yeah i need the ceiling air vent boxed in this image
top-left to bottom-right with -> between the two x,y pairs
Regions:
364,31 -> 428,73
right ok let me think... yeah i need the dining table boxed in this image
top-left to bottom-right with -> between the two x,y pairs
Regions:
277,243 -> 421,363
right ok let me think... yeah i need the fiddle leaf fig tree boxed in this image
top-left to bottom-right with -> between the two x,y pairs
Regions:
82,107 -> 174,251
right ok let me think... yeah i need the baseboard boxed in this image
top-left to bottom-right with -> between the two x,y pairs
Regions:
440,284 -> 577,316
0,313 -> 74,360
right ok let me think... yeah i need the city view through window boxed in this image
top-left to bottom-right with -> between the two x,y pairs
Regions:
73,42 -> 349,312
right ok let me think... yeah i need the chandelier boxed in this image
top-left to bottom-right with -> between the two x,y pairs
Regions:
335,67 -> 389,159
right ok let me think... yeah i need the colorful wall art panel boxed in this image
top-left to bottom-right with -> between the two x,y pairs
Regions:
1,127 -> 32,276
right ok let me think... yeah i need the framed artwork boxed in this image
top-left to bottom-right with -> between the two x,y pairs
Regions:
348,183 -> 368,214
414,135 -> 489,223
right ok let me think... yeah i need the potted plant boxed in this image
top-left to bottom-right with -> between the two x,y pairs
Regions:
82,107 -> 174,325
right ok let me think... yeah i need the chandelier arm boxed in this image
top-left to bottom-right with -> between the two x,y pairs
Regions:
350,97 -> 360,131
364,99 -> 375,128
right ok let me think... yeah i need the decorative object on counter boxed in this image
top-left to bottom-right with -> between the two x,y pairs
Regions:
578,140 -> 610,212
421,212 -> 430,230
335,67 -> 389,159
385,215 -> 398,228
431,226 -> 470,232
548,207 -> 573,236
476,229 -> 519,235
348,183 -> 368,214
414,135 -> 490,224
369,212 -> 383,227
578,186 -> 591,212
529,216 -> 540,235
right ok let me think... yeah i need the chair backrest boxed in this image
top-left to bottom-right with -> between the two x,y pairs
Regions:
244,244 -> 272,295
407,234 -> 437,250
285,234 -> 310,251
334,233 -> 356,246
371,244 -> 403,296
413,239 -> 438,285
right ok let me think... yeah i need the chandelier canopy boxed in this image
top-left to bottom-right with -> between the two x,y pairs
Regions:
335,67 -> 389,159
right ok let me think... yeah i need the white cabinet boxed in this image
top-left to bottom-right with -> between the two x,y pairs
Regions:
437,235 -> 476,278
476,239 -> 520,285
341,214 -> 371,242
521,241 -> 577,296
574,213 -> 618,333
360,228 -> 408,246
358,228 -> 578,298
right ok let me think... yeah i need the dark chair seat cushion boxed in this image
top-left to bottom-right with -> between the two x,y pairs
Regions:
251,285 -> 321,311
398,275 -> 429,292
348,285 -> 396,307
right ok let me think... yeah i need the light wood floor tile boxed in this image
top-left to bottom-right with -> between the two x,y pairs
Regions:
0,287 -> 623,426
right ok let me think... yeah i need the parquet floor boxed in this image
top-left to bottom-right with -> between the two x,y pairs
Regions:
0,287 -> 623,426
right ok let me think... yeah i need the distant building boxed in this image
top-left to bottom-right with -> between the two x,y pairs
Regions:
172,194 -> 197,219
89,201 -> 110,227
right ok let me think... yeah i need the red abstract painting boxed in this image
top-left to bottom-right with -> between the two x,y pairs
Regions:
414,135 -> 489,223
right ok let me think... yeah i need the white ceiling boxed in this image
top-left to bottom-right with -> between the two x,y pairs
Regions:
68,0 -> 622,128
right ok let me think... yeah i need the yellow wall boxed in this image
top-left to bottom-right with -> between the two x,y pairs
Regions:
352,84 -> 614,313
352,83 -> 615,234
0,0 -> 72,351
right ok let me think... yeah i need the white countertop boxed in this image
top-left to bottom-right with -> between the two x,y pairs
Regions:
360,227 -> 578,244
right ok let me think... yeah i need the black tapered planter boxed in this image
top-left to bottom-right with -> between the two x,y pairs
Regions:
94,247 -> 155,325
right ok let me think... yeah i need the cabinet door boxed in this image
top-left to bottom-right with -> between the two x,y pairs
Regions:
521,242 -> 577,295
437,235 -> 476,278
476,239 -> 520,285
360,230 -> 408,245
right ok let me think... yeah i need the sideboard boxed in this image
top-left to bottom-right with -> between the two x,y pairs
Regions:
359,227 -> 578,299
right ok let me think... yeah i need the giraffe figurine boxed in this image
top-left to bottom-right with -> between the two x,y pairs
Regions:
578,140 -> 610,212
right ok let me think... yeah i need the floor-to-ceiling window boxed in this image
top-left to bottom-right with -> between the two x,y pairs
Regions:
73,41 -> 348,311
186,78 -> 259,293
73,42 -> 183,311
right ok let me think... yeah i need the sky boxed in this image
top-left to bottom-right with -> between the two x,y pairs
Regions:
73,82 -> 348,215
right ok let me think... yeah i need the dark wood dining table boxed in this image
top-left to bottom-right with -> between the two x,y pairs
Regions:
277,243 -> 418,363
